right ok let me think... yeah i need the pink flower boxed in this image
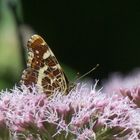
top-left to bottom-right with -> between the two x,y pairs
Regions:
103,70 -> 140,107
0,82 -> 139,139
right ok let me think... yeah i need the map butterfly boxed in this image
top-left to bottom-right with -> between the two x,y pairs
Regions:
20,35 -> 69,95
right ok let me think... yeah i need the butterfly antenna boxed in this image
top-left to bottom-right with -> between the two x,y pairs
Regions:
76,64 -> 99,82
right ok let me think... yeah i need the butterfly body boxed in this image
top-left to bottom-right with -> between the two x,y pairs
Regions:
20,35 -> 68,95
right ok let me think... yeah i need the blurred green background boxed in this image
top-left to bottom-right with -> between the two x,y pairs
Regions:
0,0 -> 140,89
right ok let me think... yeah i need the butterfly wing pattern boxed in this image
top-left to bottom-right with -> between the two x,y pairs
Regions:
20,35 -> 69,95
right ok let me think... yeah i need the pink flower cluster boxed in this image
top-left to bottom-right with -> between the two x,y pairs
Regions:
103,70 -> 140,107
0,73 -> 140,139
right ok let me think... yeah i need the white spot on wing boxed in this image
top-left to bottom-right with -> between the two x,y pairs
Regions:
27,52 -> 34,67
41,42 -> 46,45
43,51 -> 50,59
37,66 -> 48,91
35,50 -> 39,54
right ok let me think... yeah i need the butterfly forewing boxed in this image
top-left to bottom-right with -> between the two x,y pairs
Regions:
20,35 -> 68,95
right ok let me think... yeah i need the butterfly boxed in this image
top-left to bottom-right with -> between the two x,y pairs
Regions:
20,34 -> 69,95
